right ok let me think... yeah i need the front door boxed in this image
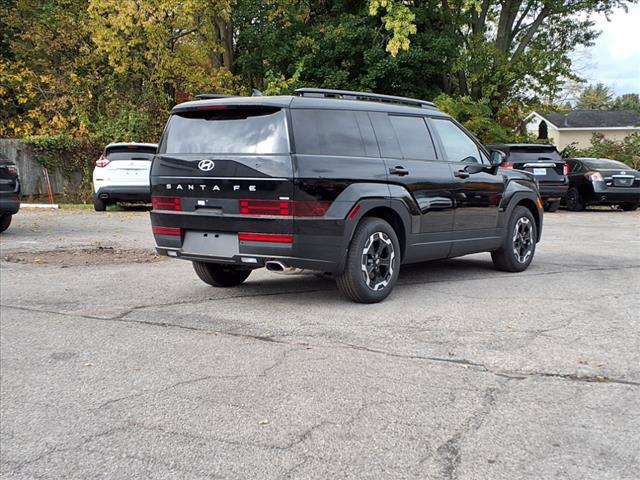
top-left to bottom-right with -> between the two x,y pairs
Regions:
369,112 -> 455,261
429,118 -> 505,256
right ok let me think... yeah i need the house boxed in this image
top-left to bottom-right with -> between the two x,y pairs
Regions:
524,110 -> 640,150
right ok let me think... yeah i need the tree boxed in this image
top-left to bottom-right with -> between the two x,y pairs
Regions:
576,83 -> 614,110
613,93 -> 640,113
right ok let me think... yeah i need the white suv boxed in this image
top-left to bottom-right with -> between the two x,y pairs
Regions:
92,143 -> 157,211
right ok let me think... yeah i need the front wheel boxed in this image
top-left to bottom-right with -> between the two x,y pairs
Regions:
491,206 -> 537,273
192,262 -> 251,287
336,217 -> 400,303
0,214 -> 12,233
620,203 -> 638,212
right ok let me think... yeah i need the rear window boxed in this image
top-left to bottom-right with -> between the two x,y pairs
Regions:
291,109 -> 370,157
507,147 -> 561,163
105,147 -> 156,161
582,159 -> 632,170
160,108 -> 289,154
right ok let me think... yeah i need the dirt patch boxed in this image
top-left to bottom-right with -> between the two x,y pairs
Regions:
3,246 -> 166,267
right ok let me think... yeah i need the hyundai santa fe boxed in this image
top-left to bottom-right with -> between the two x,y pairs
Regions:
149,88 -> 544,303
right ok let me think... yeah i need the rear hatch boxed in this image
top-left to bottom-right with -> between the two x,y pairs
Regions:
99,145 -> 156,186
150,104 -> 294,247
505,146 -> 566,183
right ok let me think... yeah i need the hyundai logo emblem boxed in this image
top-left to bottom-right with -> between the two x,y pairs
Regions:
198,159 -> 215,171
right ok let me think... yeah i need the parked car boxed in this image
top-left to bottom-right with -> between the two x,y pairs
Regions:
486,144 -> 568,212
0,152 -> 20,233
92,143 -> 158,211
564,158 -> 640,211
150,88 -> 543,303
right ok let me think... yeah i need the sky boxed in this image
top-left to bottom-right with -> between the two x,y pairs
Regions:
581,3 -> 640,96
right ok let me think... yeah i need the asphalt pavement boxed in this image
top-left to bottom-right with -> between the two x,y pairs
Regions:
1,207 -> 639,479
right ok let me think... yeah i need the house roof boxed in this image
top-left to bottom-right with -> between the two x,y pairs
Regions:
529,110 -> 640,129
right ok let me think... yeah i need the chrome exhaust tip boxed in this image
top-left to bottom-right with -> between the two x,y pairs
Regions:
265,260 -> 305,275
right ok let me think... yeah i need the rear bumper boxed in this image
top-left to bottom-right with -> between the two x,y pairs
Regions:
538,183 -> 568,202
150,211 -> 347,273
586,186 -> 640,204
95,186 -> 150,203
0,195 -> 20,215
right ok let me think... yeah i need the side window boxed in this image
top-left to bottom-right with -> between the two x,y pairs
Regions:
291,109 -> 365,157
570,161 -> 582,173
387,116 -> 437,160
431,118 -> 481,164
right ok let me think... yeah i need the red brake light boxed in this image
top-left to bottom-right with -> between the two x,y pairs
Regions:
196,105 -> 228,111
238,200 -> 331,217
152,226 -> 181,236
563,163 -> 570,176
501,162 -> 514,169
152,196 -> 182,211
6,165 -> 18,175
95,156 -> 110,168
238,233 -> 293,244
240,200 -> 289,216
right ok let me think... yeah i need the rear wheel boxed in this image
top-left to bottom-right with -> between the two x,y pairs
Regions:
491,206 -> 537,273
192,261 -> 251,287
566,187 -> 585,211
620,203 -> 638,211
0,214 -> 12,233
93,197 -> 107,212
544,200 -> 560,212
336,217 -> 400,303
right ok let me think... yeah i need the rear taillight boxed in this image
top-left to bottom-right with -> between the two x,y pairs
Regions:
5,165 -> 18,175
238,200 -> 331,217
240,199 -> 289,215
563,163 -> 570,176
238,233 -> 293,244
95,156 -> 110,168
501,162 -> 514,169
585,171 -> 603,182
152,196 -> 182,211
152,226 -> 181,236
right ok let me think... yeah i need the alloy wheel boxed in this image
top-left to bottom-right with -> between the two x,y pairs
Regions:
360,231 -> 395,291
512,217 -> 533,264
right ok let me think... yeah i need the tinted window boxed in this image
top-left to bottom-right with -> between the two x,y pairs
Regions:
388,116 -> 436,160
160,108 -> 289,154
432,119 -> 480,163
105,146 -> 157,161
292,109 -> 366,157
508,147 -> 561,163
569,160 -> 582,173
583,159 -> 632,170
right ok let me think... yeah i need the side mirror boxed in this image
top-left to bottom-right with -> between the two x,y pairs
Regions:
489,150 -> 506,166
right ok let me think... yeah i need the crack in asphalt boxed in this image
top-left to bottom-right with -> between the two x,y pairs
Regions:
3,301 -> 639,390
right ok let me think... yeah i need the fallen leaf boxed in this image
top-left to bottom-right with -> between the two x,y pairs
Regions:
259,419 -> 269,425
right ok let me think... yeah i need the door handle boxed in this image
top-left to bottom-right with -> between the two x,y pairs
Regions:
389,166 -> 409,176
454,169 -> 470,179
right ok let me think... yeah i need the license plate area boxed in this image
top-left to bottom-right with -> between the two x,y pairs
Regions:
183,231 -> 239,257
532,168 -> 547,176
613,177 -> 633,187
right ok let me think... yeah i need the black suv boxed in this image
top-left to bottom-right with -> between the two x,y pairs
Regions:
150,88 -> 543,303
0,152 -> 20,233
486,144 -> 568,212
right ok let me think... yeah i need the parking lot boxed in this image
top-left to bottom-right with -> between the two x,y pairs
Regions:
1,208 -> 639,479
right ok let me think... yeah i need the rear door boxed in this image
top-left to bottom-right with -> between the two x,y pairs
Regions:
102,145 -> 156,186
507,146 -> 566,184
151,105 -> 294,239
369,112 -> 455,260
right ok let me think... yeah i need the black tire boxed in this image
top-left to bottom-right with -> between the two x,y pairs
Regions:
192,261 -> 251,287
566,187 -> 585,211
336,217 -> 401,303
543,200 -> 560,212
620,203 -> 638,212
93,197 -> 107,212
0,214 -> 12,233
491,206 -> 537,273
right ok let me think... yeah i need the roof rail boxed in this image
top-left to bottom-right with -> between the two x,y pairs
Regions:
195,93 -> 232,100
294,88 -> 436,109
